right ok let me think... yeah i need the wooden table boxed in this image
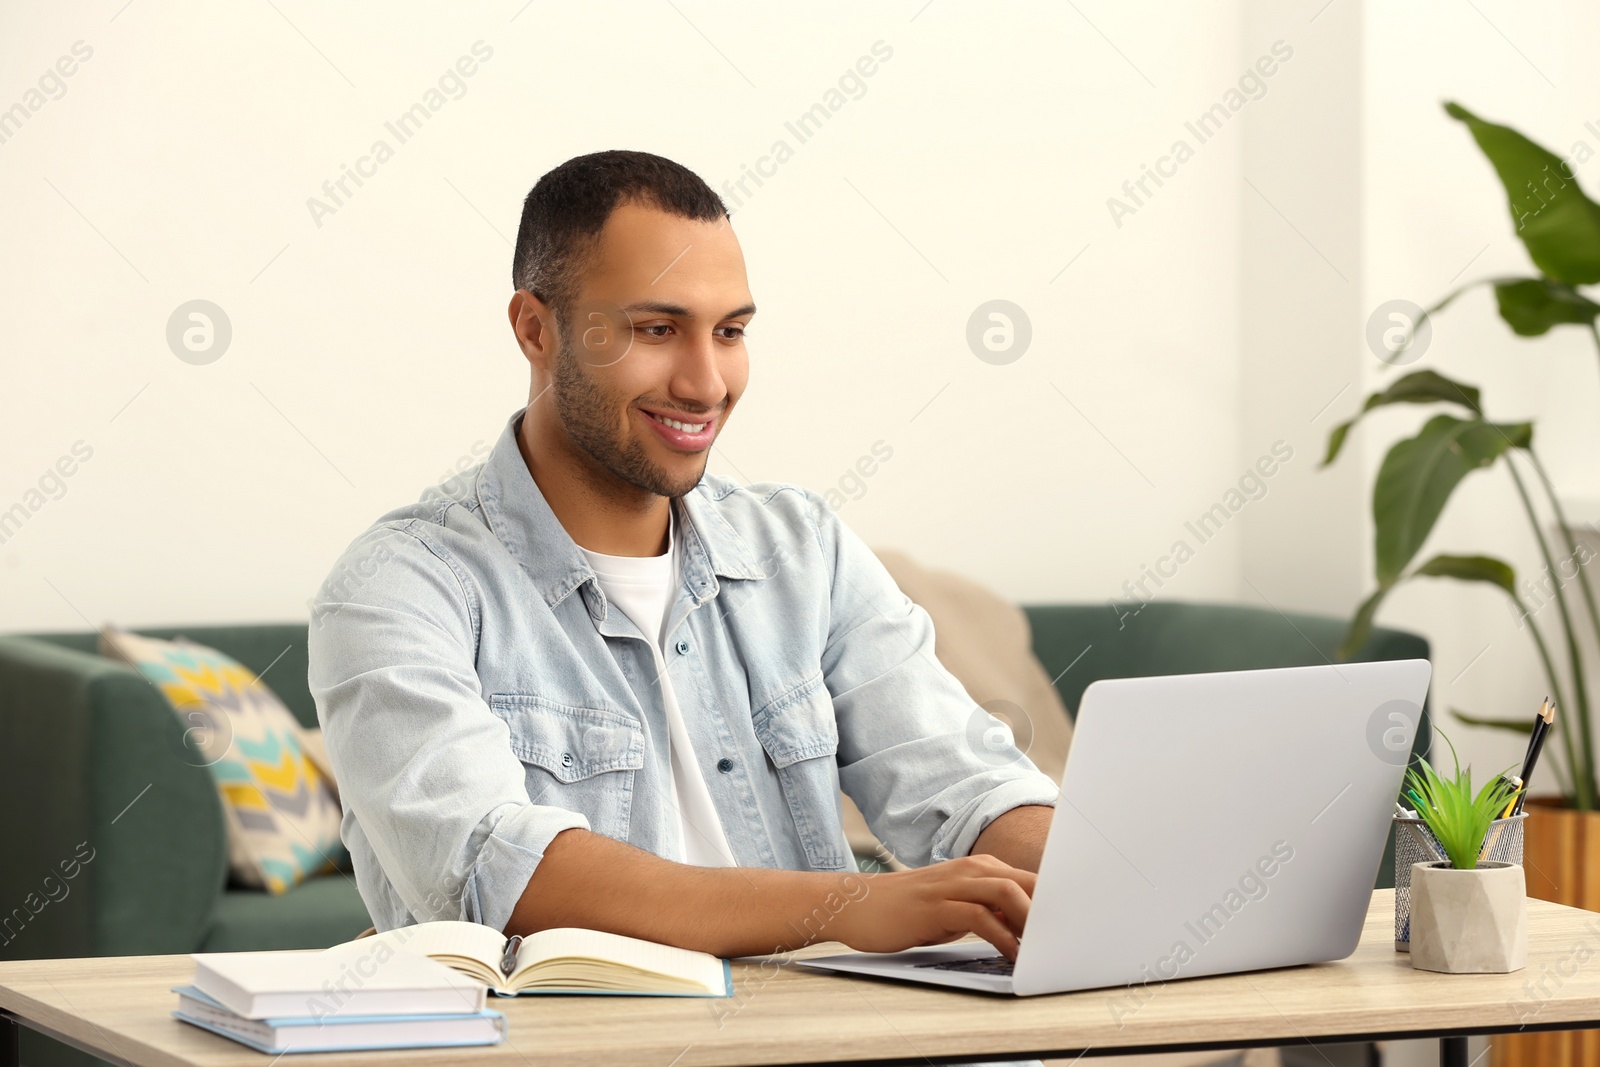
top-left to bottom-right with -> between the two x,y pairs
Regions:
3,891 -> 1599,1066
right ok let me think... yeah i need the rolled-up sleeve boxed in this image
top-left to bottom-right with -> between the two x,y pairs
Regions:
307,523 -> 588,932
809,499 -> 1060,867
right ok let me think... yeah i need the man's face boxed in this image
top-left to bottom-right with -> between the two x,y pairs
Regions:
548,201 -> 754,500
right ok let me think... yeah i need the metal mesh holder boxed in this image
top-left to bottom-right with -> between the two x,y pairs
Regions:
1393,812 -> 1526,951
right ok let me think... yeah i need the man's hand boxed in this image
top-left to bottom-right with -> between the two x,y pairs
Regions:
834,854 -> 1035,960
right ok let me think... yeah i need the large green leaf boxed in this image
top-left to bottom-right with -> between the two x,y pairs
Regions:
1337,584 -> 1394,661
1494,277 -> 1600,336
1322,370 -> 1483,467
1446,102 -> 1600,285
1373,415 -> 1532,583
1452,708 -> 1537,735
1337,553 -> 1516,660
1413,553 -> 1517,594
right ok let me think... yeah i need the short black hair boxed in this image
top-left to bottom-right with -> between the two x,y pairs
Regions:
511,150 -> 728,329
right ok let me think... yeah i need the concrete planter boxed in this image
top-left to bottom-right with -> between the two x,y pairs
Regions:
1409,860 -> 1527,974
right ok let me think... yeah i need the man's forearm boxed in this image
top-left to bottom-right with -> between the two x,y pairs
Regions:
506,827 -> 864,956
970,804 -> 1054,872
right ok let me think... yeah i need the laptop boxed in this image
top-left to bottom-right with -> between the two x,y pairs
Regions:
801,658 -> 1432,996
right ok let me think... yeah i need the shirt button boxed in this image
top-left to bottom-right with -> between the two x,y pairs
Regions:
717,757 -> 734,773
675,637 -> 691,655
561,752 -> 574,768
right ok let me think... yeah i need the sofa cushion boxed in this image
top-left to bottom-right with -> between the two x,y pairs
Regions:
98,625 -> 345,894
846,550 -> 1072,867
874,549 -> 1073,783
197,875 -> 373,952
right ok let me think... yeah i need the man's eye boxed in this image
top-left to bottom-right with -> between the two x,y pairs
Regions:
636,325 -> 672,338
718,326 -> 746,340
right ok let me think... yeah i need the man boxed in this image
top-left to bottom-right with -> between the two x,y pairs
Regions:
309,150 -> 1059,962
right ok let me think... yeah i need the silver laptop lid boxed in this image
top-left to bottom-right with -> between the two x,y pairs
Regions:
1012,658 -> 1430,996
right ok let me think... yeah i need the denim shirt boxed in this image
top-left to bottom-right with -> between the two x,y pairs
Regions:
308,408 -> 1059,933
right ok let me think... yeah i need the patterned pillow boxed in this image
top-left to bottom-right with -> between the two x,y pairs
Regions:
99,626 -> 346,894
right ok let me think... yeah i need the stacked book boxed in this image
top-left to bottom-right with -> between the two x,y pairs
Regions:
174,921 -> 730,1054
175,947 -> 505,1055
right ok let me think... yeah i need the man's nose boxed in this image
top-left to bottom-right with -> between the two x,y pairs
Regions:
667,331 -> 727,409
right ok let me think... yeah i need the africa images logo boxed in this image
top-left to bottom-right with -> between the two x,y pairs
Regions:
1106,840 -> 1295,1027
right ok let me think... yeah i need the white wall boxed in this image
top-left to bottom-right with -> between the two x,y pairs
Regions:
5,0 -> 1591,799
1238,0 -> 1365,615
0,0 -> 1256,629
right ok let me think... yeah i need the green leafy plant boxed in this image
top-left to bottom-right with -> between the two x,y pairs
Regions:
1405,735 -> 1521,869
1323,102 -> 1600,808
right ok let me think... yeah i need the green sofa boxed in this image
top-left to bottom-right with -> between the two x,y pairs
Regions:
0,602 -> 1427,1067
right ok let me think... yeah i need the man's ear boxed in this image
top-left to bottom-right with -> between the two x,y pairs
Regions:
508,290 -> 558,370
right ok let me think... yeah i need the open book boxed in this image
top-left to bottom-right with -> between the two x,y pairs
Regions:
335,922 -> 731,998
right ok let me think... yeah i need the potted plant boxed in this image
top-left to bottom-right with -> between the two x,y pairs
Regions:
1322,102 -> 1600,909
1404,746 -> 1527,974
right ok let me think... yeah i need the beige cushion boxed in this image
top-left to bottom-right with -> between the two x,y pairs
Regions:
842,550 -> 1073,867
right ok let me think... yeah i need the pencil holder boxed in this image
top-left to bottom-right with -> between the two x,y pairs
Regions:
1393,812 -> 1526,951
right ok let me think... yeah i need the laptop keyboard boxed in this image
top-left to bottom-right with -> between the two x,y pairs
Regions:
913,955 -> 1015,975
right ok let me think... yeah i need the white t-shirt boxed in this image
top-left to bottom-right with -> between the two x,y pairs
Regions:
578,512 -> 737,868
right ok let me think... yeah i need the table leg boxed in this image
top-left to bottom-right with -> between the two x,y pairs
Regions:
2,1012 -> 18,1067
1439,1035 -> 1469,1067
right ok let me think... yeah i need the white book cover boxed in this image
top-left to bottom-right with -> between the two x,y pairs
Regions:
190,946 -> 487,1020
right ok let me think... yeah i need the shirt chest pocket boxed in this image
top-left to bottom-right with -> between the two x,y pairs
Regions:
488,694 -> 644,841
751,675 -> 849,871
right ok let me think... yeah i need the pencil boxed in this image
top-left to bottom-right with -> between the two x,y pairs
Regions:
1511,698 -> 1556,817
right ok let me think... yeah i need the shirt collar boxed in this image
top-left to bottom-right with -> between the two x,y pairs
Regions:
476,407 -> 769,612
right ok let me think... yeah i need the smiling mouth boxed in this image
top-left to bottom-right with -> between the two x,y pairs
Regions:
645,411 -> 709,433
637,406 -> 721,453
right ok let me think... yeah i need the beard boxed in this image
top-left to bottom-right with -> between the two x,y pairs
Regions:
550,335 -> 708,499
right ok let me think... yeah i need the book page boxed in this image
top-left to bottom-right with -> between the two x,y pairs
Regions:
512,928 -> 723,990
339,921 -> 506,978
